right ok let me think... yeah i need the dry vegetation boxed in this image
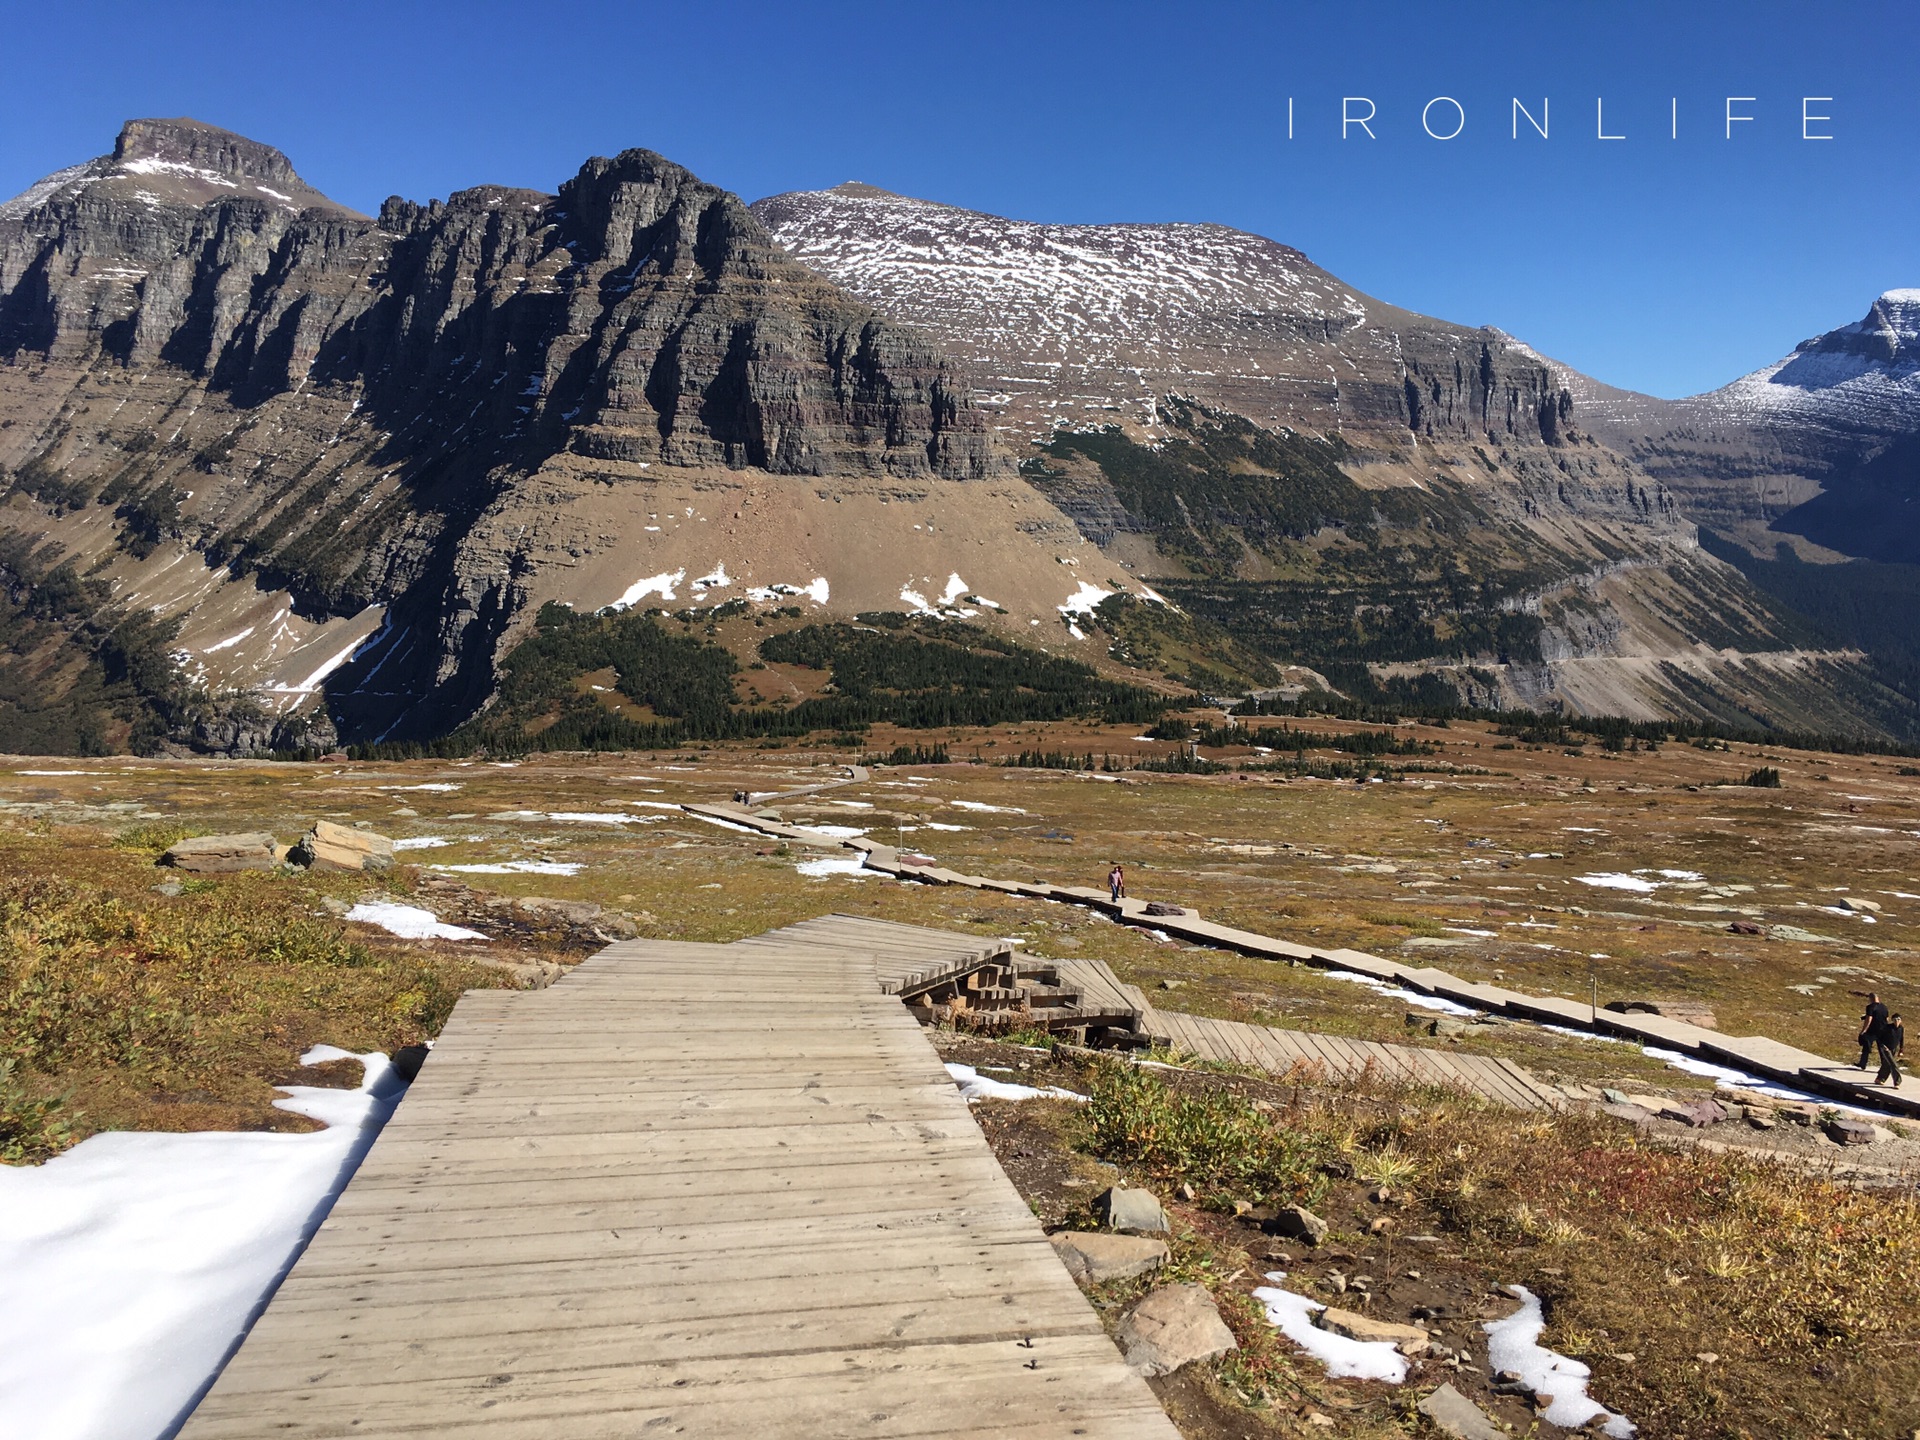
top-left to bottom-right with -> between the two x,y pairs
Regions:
955,1035 -> 1920,1440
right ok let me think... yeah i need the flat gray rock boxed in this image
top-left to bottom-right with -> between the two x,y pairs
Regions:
1094,1185 -> 1169,1234
1115,1283 -> 1237,1377
1049,1230 -> 1169,1283
1416,1383 -> 1502,1440
160,832 -> 278,873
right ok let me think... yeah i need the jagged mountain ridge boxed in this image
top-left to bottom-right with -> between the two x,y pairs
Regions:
0,120 -> 1107,753
1559,291 -> 1920,564
755,184 -> 1917,736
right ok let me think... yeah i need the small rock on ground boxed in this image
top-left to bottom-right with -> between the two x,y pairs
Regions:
1317,1306 -> 1429,1356
1048,1231 -> 1168,1284
1416,1382 -> 1502,1440
1115,1283 -> 1237,1377
1267,1203 -> 1328,1245
1094,1186 -> 1169,1234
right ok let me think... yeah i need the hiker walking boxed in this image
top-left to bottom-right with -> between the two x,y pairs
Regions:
1857,992 -> 1890,1068
1877,1012 -> 1906,1089
1107,864 -> 1126,902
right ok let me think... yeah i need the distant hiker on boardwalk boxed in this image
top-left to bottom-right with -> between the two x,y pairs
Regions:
1878,1012 -> 1906,1089
1107,864 -> 1126,902
1858,992 -> 1890,1068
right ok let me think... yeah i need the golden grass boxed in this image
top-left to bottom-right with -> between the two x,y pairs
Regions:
0,825 -> 510,1153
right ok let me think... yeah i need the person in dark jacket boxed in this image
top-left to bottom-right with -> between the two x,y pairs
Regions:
1877,1013 -> 1906,1089
1858,993 -> 1890,1068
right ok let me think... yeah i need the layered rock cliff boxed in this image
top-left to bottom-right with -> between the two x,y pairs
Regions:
755,184 -> 1916,735
0,121 -> 1083,752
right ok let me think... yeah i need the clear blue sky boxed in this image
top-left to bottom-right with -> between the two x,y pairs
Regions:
0,0 -> 1911,398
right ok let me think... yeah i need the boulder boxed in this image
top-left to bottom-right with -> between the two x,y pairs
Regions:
1316,1306 -> 1429,1356
1825,1117 -> 1878,1146
291,820 -> 395,873
1048,1231 -> 1169,1284
1267,1204 -> 1329,1246
1142,901 -> 1186,917
1416,1383 -> 1502,1440
1838,896 -> 1883,913
1093,1186 -> 1169,1235
159,832 -> 279,874
1115,1283 -> 1237,1376
1727,920 -> 1764,935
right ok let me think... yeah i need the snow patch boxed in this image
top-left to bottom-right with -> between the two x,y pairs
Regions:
343,902 -> 486,941
1058,580 -> 1114,616
391,837 -> 452,851
1484,1286 -> 1634,1436
604,569 -> 685,611
0,1047 -> 402,1440
430,861 -> 584,877
1575,873 -> 1658,893
1252,1277 -> 1407,1381
796,856 -> 870,879
944,1062 -> 1086,1103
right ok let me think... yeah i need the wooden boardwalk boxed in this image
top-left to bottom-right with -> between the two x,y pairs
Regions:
1147,1010 -> 1563,1110
179,935 -> 1180,1439
684,804 -> 1920,1121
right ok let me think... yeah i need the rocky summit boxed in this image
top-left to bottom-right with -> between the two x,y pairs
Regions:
1,122 -> 1916,756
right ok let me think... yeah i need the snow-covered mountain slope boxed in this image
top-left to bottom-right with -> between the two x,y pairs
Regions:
1558,291 -> 1920,561
752,185 -> 1574,450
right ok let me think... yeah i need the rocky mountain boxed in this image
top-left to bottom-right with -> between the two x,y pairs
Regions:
1562,291 -> 1920,565
0,120 -> 1110,753
3,123 -> 1914,756
755,185 -> 1917,736
752,185 -> 1577,450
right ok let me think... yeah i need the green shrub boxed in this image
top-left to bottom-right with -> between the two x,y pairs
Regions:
1080,1062 -> 1331,1206
0,1057 -> 77,1165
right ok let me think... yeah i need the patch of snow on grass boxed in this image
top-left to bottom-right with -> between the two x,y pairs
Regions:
1321,969 -> 1478,1016
1252,1277 -> 1407,1381
923,822 -> 971,831
344,902 -> 486,941
544,811 -> 658,826
431,861 -> 584,877
392,837 -> 452,851
944,1063 -> 1086,1103
1576,873 -> 1658,893
796,856 -> 869,879
0,1047 -> 403,1440
797,825 -> 867,839
950,800 -> 1027,814
14,770 -> 104,776
1484,1286 -> 1634,1436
